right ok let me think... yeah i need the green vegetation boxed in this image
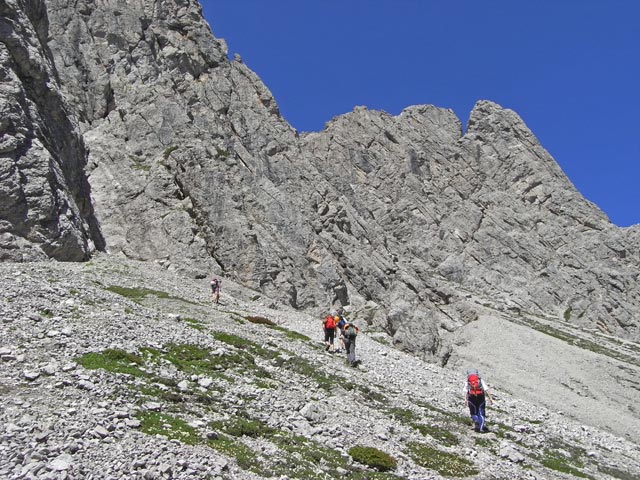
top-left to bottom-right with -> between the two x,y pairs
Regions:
413,422 -> 459,447
163,145 -> 179,159
130,155 -> 151,171
106,285 -> 198,305
138,383 -> 186,404
407,442 -> 478,477
387,407 -> 419,424
563,307 -> 573,321
285,355 -> 338,390
240,314 -> 312,342
77,348 -> 145,377
348,445 -> 397,472
207,417 -> 359,479
107,285 -> 170,300
210,416 -> 275,438
272,326 -> 312,342
215,146 -> 229,158
212,331 -> 278,361
245,315 -> 276,326
474,437 -> 496,448
386,406 -> 459,446
207,435 -> 266,473
144,342 -> 269,379
541,450 -> 590,478
180,317 -> 205,331
137,411 -> 200,445
212,331 -> 253,349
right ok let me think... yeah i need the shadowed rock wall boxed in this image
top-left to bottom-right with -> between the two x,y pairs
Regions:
0,0 -> 103,260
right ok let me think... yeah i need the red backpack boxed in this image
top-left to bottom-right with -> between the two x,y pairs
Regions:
467,373 -> 484,396
324,315 -> 336,329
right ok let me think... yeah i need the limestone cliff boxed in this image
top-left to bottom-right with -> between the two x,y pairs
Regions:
1,0 -> 638,362
0,0 -> 103,260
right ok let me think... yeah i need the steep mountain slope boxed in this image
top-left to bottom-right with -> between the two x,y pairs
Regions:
1,0 -> 639,363
1,256 -> 638,479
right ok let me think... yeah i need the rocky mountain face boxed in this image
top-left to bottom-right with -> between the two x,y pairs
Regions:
0,0 -> 103,261
1,0 -> 639,370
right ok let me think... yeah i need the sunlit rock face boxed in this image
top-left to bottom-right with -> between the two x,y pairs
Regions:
4,0 -> 639,361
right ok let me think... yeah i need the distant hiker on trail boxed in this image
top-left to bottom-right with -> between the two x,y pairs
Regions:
464,369 -> 493,433
343,320 -> 360,366
210,277 -> 221,304
322,312 -> 337,352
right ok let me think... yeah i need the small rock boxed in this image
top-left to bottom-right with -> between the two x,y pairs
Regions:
143,402 -> 162,412
77,380 -> 95,390
41,364 -> 58,376
125,419 -> 141,428
94,426 -> 110,438
49,454 -> 73,471
198,377 -> 213,388
499,442 -> 525,463
65,443 -> 80,454
24,370 -> 40,381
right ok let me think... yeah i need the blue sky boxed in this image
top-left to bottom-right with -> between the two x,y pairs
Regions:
200,1 -> 639,227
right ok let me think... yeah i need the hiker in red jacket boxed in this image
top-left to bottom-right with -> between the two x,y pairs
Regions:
463,369 -> 493,432
322,312 -> 337,352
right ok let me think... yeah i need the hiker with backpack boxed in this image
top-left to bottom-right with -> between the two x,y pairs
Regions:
210,277 -> 221,304
322,312 -> 337,352
464,369 -> 493,432
343,320 -> 360,366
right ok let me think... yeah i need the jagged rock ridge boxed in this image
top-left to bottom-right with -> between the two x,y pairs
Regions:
1,0 -> 639,363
